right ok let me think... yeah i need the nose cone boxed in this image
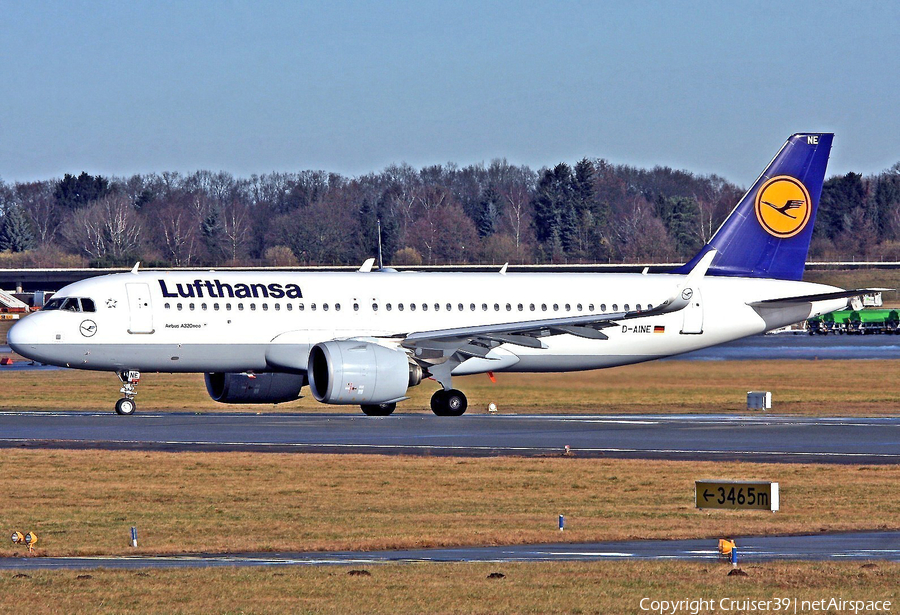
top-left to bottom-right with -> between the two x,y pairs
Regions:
7,315 -> 42,359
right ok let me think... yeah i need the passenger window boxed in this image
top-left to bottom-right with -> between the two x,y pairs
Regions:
310,303 -> 316,311
386,303 -> 393,311
238,303 -> 244,311
214,303 -> 220,311
286,304 -> 291,311
553,304 -> 559,311
470,303 -> 476,311
250,304 -> 257,311
506,303 -> 511,311
177,303 -> 183,311
530,304 -> 535,311
624,304 -> 630,311
372,303 -> 378,311
164,303 -> 171,310
518,303 -> 523,311
299,304 -> 305,311
598,304 -> 603,312
434,303 -> 440,311
565,304 -> 571,311
481,303 -> 487,311
541,304 -> 547,311
494,303 -> 500,311
323,304 -> 328,311
446,303 -> 452,311
226,304 -> 232,311
335,304 -> 341,311
422,304 -> 428,311
398,303 -> 404,311
353,303 -> 359,311
189,303 -> 195,311
577,303 -> 582,311
636,304 -> 641,311
202,303 -> 208,310
81,298 -> 96,312
262,304 -> 268,311
458,303 -> 464,311
612,304 -> 618,311
410,303 -> 416,311
274,304 -> 280,311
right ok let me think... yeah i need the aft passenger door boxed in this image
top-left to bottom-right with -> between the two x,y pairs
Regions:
126,283 -> 155,334
680,288 -> 703,334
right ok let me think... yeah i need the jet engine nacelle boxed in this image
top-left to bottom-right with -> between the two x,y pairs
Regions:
308,341 -> 422,404
205,372 -> 305,404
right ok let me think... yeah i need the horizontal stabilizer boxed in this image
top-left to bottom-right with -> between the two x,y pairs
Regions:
747,288 -> 891,308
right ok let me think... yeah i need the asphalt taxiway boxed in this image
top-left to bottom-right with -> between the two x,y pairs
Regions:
1,532 -> 897,571
1,412 -> 898,464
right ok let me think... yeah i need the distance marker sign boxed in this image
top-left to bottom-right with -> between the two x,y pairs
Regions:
695,481 -> 779,512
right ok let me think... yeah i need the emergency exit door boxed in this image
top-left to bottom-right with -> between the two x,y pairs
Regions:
126,283 -> 155,334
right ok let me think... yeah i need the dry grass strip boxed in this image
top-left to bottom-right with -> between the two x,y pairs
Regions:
1,450 -> 897,557
2,358 -> 900,415
0,560 -> 897,615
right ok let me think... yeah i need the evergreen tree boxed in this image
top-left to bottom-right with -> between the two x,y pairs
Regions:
819,172 -> 866,239
475,184 -> 502,238
656,195 -> 701,257
532,163 -> 578,257
54,172 -> 110,210
0,205 -> 36,252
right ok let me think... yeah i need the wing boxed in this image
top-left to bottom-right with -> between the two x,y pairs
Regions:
393,250 -> 717,387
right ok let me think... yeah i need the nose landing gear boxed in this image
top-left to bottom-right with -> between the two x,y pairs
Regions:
115,370 -> 140,415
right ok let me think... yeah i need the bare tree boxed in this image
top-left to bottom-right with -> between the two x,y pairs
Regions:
15,181 -> 61,246
64,194 -> 143,262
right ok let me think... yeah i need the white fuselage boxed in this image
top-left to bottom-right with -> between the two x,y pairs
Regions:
9,270 -> 846,377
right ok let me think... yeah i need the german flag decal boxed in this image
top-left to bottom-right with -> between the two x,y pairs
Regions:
654,325 -> 665,334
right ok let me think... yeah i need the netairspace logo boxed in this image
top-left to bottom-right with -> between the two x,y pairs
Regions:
639,597 -> 892,614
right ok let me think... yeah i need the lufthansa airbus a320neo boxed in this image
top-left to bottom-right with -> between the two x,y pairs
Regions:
9,134 -> 877,416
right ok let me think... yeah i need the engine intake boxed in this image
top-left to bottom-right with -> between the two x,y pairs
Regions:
205,372 -> 305,404
308,341 -> 422,404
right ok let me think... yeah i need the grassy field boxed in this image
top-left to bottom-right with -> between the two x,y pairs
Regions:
1,561 -> 897,614
2,359 -> 900,415
1,450 -> 897,557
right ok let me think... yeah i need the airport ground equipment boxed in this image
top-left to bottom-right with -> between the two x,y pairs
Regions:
807,309 -> 900,334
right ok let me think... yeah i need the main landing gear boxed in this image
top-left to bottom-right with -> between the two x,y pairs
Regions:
430,389 -> 468,416
115,370 -> 140,415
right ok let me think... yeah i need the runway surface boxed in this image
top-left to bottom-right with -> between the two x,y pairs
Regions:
2,532 -> 898,571
1,412 -> 898,464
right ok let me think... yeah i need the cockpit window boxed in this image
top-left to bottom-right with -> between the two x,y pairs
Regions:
41,297 -> 96,312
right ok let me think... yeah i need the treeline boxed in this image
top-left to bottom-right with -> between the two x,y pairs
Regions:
0,159 -> 898,268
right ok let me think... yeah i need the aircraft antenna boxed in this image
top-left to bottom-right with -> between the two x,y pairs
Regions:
376,218 -> 384,270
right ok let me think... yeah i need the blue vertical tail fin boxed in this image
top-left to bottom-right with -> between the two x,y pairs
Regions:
675,133 -> 833,281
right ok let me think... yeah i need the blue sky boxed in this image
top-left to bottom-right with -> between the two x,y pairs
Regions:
2,1 -> 898,185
